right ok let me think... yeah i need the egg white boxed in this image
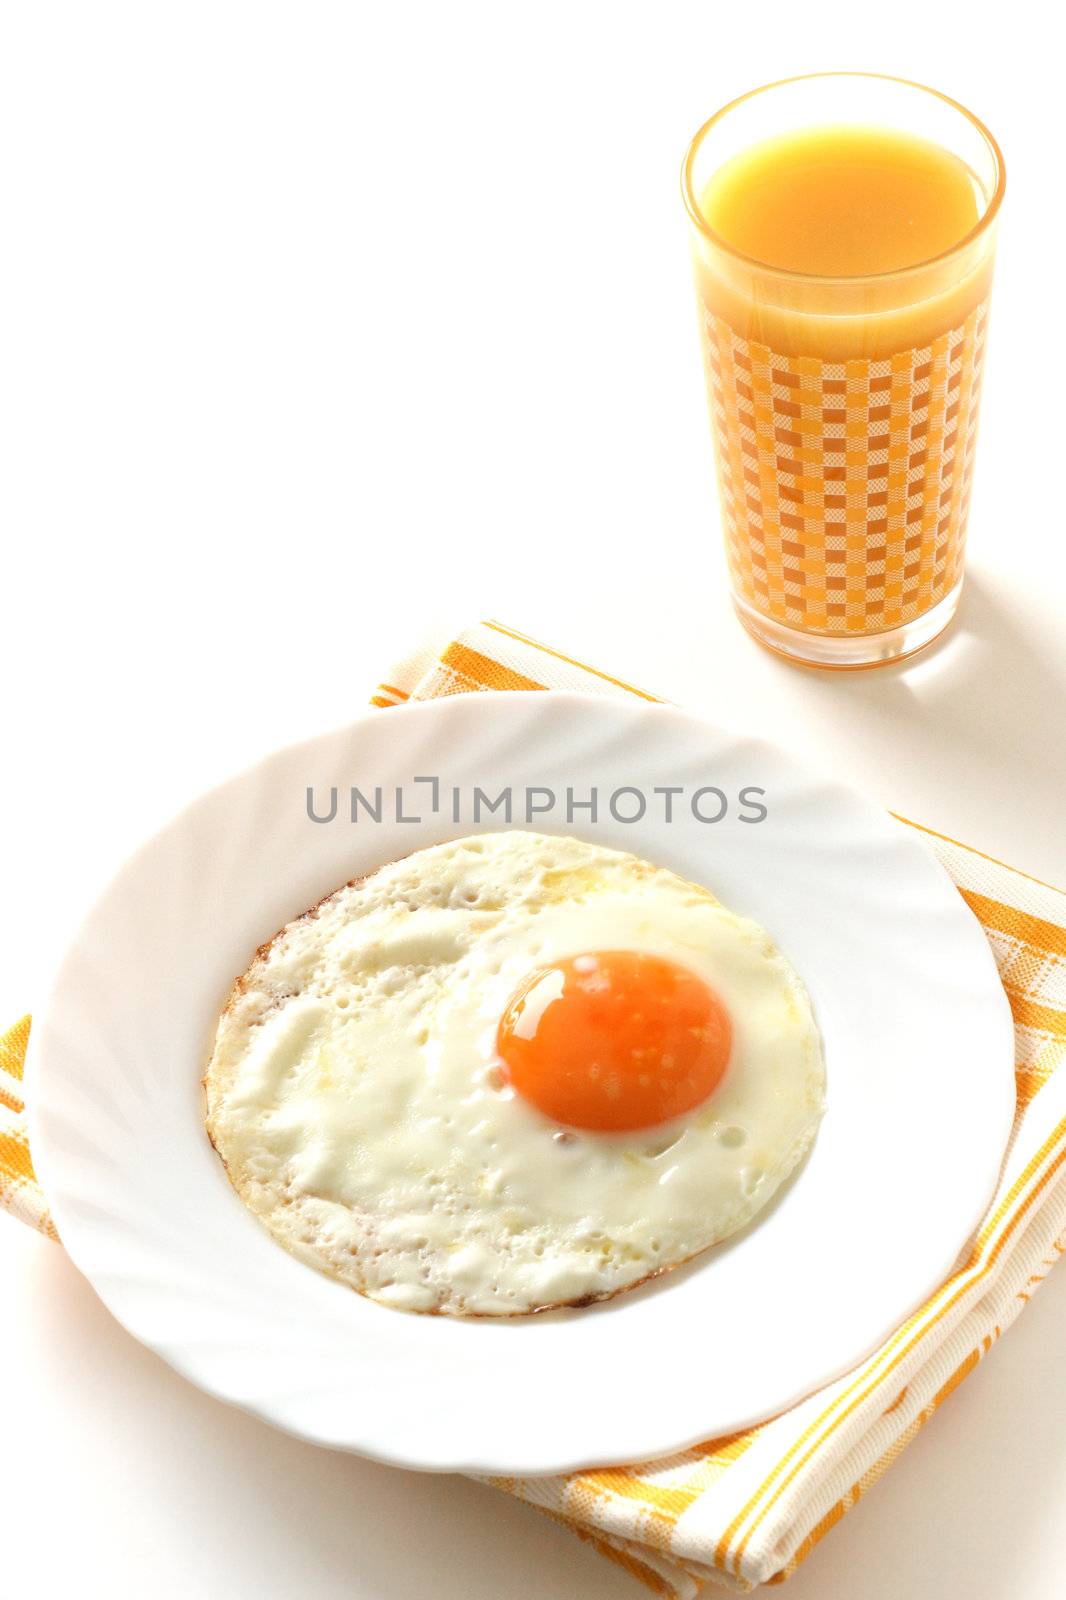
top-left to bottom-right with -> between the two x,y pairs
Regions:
205,831 -> 825,1315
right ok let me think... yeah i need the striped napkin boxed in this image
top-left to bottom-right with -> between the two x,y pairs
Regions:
4,618 -> 1065,1594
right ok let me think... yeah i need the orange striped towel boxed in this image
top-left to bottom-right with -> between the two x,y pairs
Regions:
4,618 -> 1066,1594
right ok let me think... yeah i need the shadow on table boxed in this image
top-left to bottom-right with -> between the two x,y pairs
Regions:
765,571 -> 1066,874
25,1243 -> 633,1599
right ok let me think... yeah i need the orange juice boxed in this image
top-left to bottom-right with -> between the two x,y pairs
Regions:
692,124 -> 992,362
701,126 -> 980,279
684,78 -> 1004,668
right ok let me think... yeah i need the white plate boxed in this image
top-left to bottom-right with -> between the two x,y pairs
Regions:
27,693 -> 1015,1475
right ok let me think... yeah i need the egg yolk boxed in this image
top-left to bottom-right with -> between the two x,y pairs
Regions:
496,950 -> 731,1133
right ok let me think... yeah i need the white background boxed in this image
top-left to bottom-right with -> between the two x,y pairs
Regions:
2,2 -> 1065,1596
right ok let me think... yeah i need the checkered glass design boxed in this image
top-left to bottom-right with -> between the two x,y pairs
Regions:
700,298 -> 990,636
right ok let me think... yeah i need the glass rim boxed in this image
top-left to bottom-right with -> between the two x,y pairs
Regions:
681,71 -> 1006,287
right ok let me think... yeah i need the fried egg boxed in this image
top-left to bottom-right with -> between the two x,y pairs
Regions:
205,831 -> 825,1316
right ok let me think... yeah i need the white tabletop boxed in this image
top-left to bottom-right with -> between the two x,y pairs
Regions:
2,4 -> 1064,1595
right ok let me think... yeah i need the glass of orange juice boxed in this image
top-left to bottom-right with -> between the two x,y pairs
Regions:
683,74 -> 1004,669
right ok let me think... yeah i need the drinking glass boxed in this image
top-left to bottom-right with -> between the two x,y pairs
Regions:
683,74 -> 1004,668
